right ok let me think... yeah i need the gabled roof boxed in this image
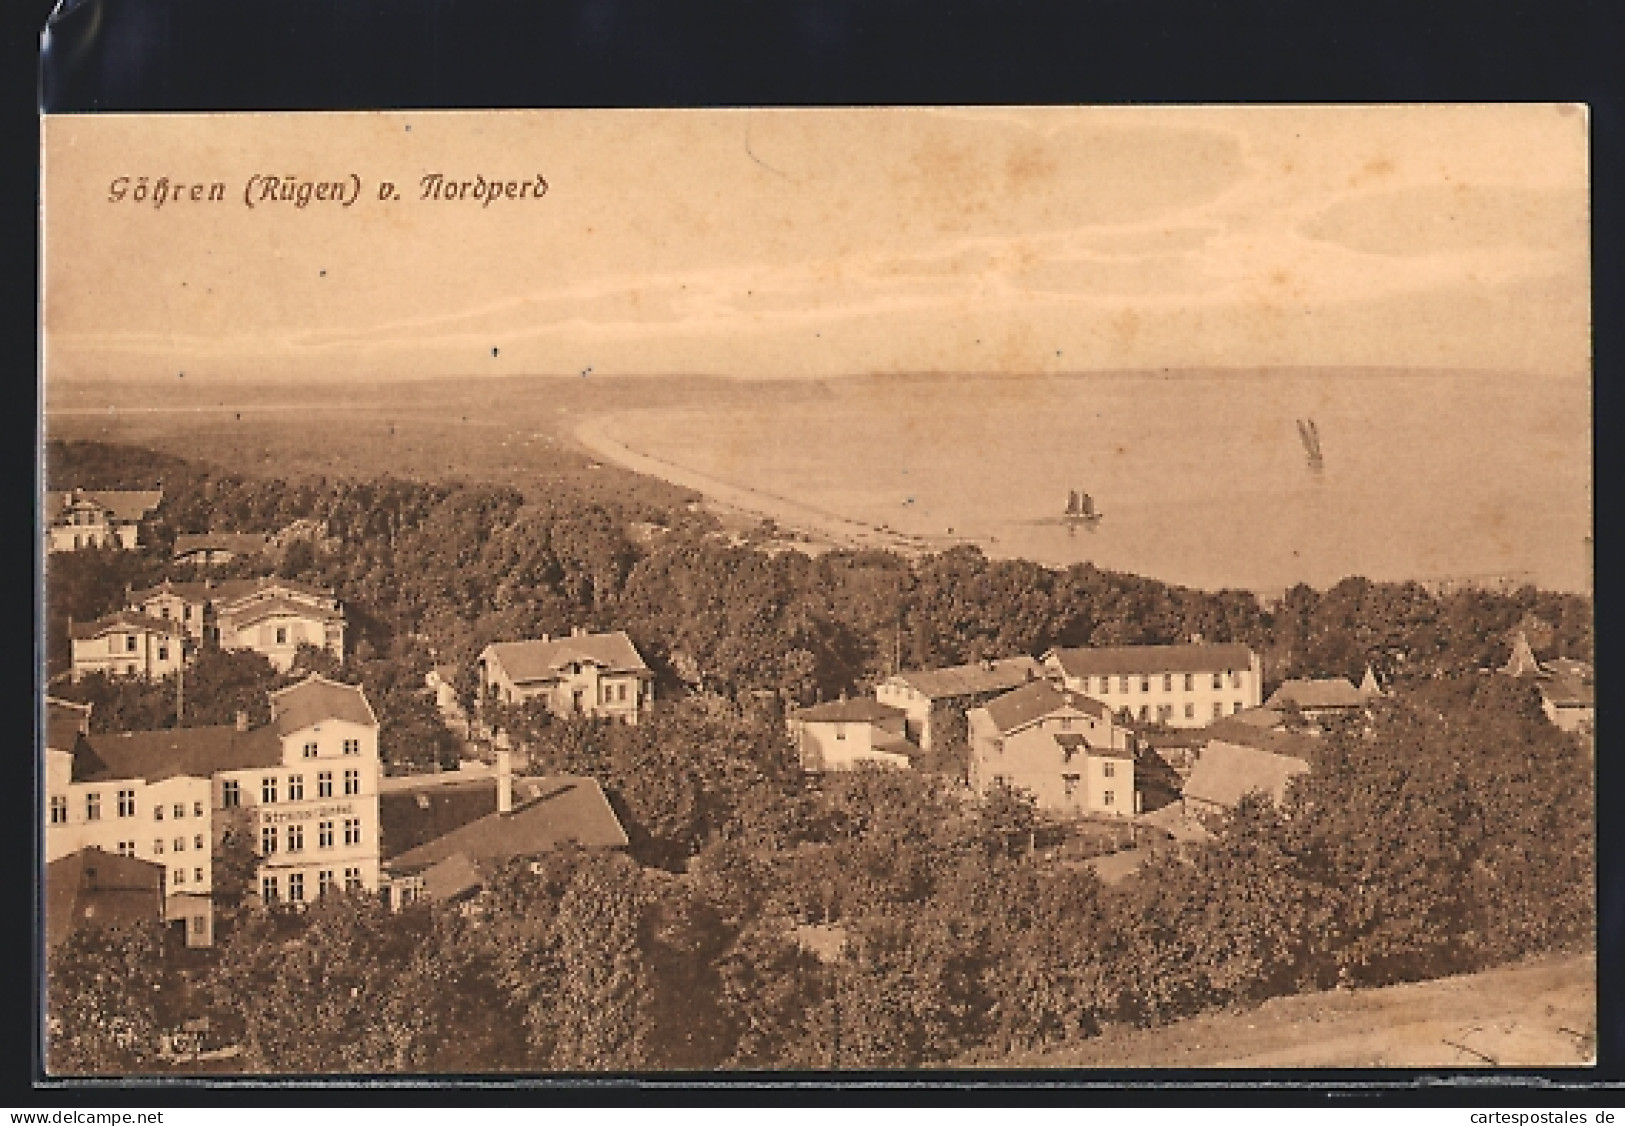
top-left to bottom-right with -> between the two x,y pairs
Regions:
174,532 -> 268,556
419,853 -> 486,902
979,678 -> 1108,735
793,698 -> 905,725
46,698 -> 92,751
45,847 -> 166,949
480,632 -> 650,682
1201,716 -> 1317,759
387,776 -> 627,872
79,725 -> 281,783
884,656 -> 1043,700
50,490 -> 163,524
218,595 -> 344,628
1265,678 -> 1366,710
1045,642 -> 1255,678
269,675 -> 376,735
1183,740 -> 1310,811
69,611 -> 186,641
1501,631 -> 1545,678
211,577 -> 336,610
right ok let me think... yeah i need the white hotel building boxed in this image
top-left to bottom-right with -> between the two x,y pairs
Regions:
1040,642 -> 1263,728
45,676 -> 382,944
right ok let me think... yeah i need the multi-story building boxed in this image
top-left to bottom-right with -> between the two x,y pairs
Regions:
1041,642 -> 1262,728
788,698 -> 915,771
477,629 -> 654,723
45,488 -> 162,553
966,679 -> 1136,816
46,674 -> 383,944
69,611 -> 188,682
874,655 -> 1043,753
126,577 -> 346,671
213,675 -> 383,906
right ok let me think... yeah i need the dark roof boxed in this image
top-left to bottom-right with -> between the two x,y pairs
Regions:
46,698 -> 91,751
80,725 -> 282,783
1054,732 -> 1132,760
1222,707 -> 1288,729
381,780 -> 508,859
480,633 -> 650,682
886,656 -> 1043,700
269,675 -> 376,735
219,595 -> 343,627
419,853 -> 486,901
70,611 -> 185,641
980,678 -> 1108,735
1265,678 -> 1365,710
1540,673 -> 1595,709
387,776 -> 628,872
173,533 -> 269,556
51,490 -> 163,524
1046,643 -> 1255,678
45,847 -> 166,949
1183,741 -> 1310,810
1201,716 -> 1318,759
793,698 -> 905,725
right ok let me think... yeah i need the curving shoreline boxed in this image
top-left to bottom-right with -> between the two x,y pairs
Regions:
572,413 -> 971,556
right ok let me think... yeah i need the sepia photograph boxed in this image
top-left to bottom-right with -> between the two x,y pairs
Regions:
37,106 -> 1594,1076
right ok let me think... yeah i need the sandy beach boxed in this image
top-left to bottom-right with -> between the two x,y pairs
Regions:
573,413 -> 970,557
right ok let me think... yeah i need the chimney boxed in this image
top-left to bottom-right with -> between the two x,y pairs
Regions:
235,710 -> 249,732
571,626 -> 586,638
496,750 -> 513,814
541,633 -> 550,643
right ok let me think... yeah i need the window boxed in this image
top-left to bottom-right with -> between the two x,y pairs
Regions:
1212,702 -> 1224,719
261,777 -> 277,804
174,867 -> 187,885
183,605 -> 191,621
344,867 -> 363,893
193,867 -> 203,884
85,793 -> 101,821
287,824 -> 305,853
261,826 -> 278,856
116,841 -> 135,857
1096,676 -> 1109,694
1234,701 -> 1245,714
126,664 -> 138,677
154,839 -> 165,854
221,781 -> 240,808
126,635 -> 138,652
992,738 -> 1005,756
288,775 -> 304,801
288,872 -> 306,902
343,770 -> 360,796
154,804 -> 164,821
118,789 -> 136,818
1184,703 -> 1195,719
1060,716 -> 1073,731
834,726 -> 846,741
1229,670 -> 1241,689
1137,706 -> 1149,721
342,739 -> 360,756
1062,774 -> 1081,797
601,682 -> 613,706
194,834 -> 204,850
193,801 -> 204,817
318,870 -> 335,897
318,820 -> 334,849
275,627 -> 288,645
1102,761 -> 1116,778
303,741 -> 319,759
617,684 -> 628,702
1212,672 -> 1224,690
261,876 -> 279,903
173,837 -> 186,852
1102,790 -> 1115,806
343,819 -> 362,846
1157,704 -> 1172,722
1139,676 -> 1150,693
318,772 -> 333,798
157,644 -> 169,661
1162,674 -> 1173,692
1184,673 -> 1195,692
1118,676 -> 1130,693
49,797 -> 67,825
173,803 -> 185,820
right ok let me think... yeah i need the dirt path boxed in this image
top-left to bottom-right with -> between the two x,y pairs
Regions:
990,950 -> 1595,1069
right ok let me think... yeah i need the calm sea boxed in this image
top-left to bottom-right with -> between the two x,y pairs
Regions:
597,371 -> 1591,595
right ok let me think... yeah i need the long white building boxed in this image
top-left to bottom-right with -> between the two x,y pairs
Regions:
1041,642 -> 1263,728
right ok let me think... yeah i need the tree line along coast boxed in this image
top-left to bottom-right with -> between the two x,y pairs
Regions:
41,437 -> 1594,1073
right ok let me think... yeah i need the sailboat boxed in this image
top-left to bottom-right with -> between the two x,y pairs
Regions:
1296,418 -> 1324,472
1064,489 -> 1103,525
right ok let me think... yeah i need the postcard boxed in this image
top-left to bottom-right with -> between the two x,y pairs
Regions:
39,106 -> 1593,1076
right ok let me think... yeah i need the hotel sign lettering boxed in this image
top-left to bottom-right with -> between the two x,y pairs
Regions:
260,802 -> 356,825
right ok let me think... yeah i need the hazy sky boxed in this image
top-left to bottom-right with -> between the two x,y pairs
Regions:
43,105 -> 1589,381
